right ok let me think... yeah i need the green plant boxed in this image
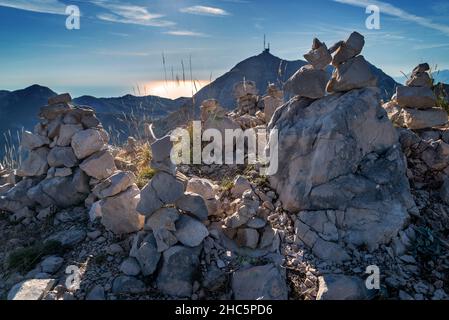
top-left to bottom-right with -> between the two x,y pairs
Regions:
136,167 -> 157,188
7,240 -> 64,273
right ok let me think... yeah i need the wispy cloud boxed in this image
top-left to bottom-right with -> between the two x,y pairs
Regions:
333,0 -> 449,36
93,1 -> 175,27
164,30 -> 207,37
180,5 -> 230,16
0,0 -> 67,15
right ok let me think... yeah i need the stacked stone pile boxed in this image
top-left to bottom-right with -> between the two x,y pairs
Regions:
234,80 -> 259,116
384,63 -> 448,130
260,83 -> 284,123
0,94 -> 144,233
219,175 -> 280,251
326,31 -> 377,93
124,136 -> 210,297
268,32 -> 416,262
283,38 -> 331,99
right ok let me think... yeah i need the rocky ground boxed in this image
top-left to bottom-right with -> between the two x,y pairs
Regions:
1,31 -> 449,301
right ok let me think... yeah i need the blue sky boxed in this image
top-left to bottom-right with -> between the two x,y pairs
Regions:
1,0 -> 449,98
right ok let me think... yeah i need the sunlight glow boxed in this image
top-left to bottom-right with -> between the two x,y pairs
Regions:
142,80 -> 210,99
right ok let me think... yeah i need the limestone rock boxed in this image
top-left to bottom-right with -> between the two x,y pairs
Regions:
145,207 -> 179,232
396,86 -> 436,109
232,264 -> 288,300
268,88 -> 414,256
317,275 -> 373,300
71,129 -> 107,159
119,257 -> 141,276
304,39 -> 332,70
175,215 -> 209,247
56,124 -> 83,147
284,65 -> 328,99
327,56 -> 377,93
48,93 -> 72,105
47,147 -> 78,168
231,175 -> 252,198
41,256 -> 64,274
112,276 -> 145,294
175,192 -> 209,221
235,228 -> 259,249
17,147 -> 49,177
80,150 -> 117,180
137,171 -> 186,216
397,107 -> 448,130
406,72 -> 433,88
332,31 -> 365,66
92,171 -> 135,199
8,279 -> 56,300
99,185 -> 144,235
156,245 -> 202,297
130,232 -> 161,276
21,131 -> 50,150
186,178 -> 218,200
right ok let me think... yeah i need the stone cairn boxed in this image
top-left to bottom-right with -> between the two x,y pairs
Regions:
220,175 -> 280,251
384,63 -> 448,130
0,93 -> 144,234
269,32 -> 415,262
234,80 -> 259,116
130,136 -> 210,298
261,83 -> 283,123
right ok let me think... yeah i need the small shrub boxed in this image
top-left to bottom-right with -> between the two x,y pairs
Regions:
7,240 -> 63,273
136,167 -> 157,188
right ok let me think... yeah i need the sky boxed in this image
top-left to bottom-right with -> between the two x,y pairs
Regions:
0,0 -> 449,98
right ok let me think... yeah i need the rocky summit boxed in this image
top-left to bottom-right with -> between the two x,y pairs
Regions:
0,31 -> 448,302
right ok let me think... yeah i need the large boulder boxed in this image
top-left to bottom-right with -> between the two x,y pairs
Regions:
268,88 -> 415,260
99,185 -> 144,235
156,245 -> 202,297
231,264 -> 288,300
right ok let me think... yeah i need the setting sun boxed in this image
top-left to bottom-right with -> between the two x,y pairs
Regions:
143,80 -> 211,99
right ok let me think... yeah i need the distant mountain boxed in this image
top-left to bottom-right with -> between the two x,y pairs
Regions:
0,85 -> 57,136
153,50 -> 400,135
0,85 -> 187,156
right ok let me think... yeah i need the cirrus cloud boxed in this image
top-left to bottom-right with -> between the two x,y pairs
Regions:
0,0 -> 67,15
180,5 -> 230,16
